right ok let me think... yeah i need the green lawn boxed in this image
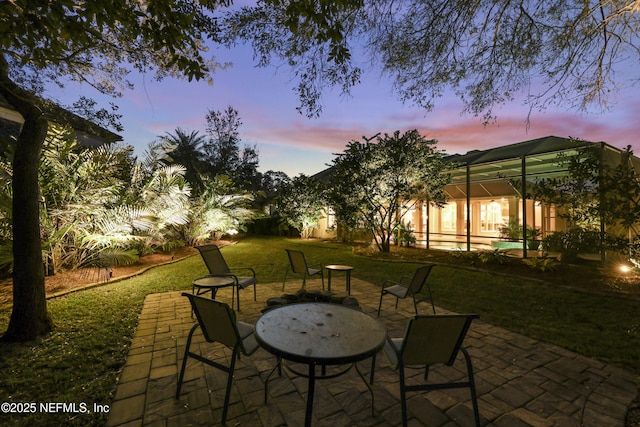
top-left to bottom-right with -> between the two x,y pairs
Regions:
0,236 -> 639,426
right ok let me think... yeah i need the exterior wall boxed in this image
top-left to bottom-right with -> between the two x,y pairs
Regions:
405,196 -> 561,250
311,138 -> 640,255
310,208 -> 337,239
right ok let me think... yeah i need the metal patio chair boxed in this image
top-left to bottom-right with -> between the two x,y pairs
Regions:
176,292 -> 260,425
371,314 -> 481,427
377,264 -> 436,316
194,244 -> 257,310
282,249 -> 324,291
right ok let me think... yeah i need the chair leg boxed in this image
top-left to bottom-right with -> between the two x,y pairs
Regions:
176,323 -> 198,398
264,357 -> 282,404
369,353 -> 376,384
320,270 -> 325,290
462,347 -> 481,427
222,346 -> 240,425
377,291 -> 385,317
399,366 -> 408,427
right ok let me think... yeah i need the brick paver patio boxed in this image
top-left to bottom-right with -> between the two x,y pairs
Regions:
106,278 -> 638,426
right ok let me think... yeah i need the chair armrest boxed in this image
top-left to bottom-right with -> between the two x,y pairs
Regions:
399,275 -> 411,285
383,335 -> 402,369
382,279 -> 401,288
309,263 -> 323,270
386,334 -> 397,348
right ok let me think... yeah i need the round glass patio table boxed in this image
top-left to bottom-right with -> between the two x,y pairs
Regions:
255,302 -> 386,427
191,276 -> 235,300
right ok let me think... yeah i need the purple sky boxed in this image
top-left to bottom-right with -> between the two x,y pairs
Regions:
46,43 -> 640,177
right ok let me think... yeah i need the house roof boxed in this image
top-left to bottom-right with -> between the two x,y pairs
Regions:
443,136 -> 640,199
0,93 -> 122,147
444,135 -> 593,165
310,135 -> 640,200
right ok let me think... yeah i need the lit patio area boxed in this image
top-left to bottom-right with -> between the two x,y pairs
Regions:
105,278 -> 637,427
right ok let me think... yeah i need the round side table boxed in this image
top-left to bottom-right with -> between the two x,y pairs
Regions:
324,265 -> 354,295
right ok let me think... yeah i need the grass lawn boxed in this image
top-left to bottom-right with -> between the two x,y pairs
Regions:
0,235 -> 639,426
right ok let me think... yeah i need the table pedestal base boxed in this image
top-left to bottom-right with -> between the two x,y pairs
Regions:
264,358 -> 377,427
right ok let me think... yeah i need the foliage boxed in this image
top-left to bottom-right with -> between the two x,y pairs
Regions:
203,106 -> 261,191
0,133 -> 261,277
526,143 -> 603,229
498,219 -> 522,241
227,1 -> 640,120
278,174 -> 326,239
224,0 -> 364,116
541,228 -> 602,260
627,237 -> 640,268
33,125 -> 140,273
529,143 -> 640,233
523,257 -> 559,272
326,130 -> 450,252
394,221 -> 416,247
450,249 -> 479,262
477,249 -> 509,265
1,1 -> 228,94
184,176 -> 256,245
1,0 -> 236,340
161,128 -> 208,196
526,226 -> 541,240
527,143 -> 640,260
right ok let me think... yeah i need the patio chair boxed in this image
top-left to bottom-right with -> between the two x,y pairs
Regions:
176,292 -> 260,425
370,314 -> 481,427
282,249 -> 324,291
377,264 -> 435,316
194,244 -> 257,311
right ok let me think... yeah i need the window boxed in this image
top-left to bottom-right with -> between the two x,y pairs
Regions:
480,200 -> 506,232
441,203 -> 456,232
326,207 -> 337,230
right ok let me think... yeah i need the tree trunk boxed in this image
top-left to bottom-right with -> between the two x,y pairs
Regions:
0,63 -> 53,341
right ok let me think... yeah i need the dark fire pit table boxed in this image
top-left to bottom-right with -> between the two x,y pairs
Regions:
255,302 -> 386,427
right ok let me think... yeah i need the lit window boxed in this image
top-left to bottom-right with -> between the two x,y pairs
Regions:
480,201 -> 504,232
441,203 -> 456,232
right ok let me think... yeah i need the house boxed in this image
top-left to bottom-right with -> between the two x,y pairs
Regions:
0,93 -> 122,150
311,136 -> 640,258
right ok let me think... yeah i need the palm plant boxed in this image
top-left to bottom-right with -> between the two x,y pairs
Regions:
184,175 -> 256,245
161,127 -> 208,195
136,164 -> 192,254
38,125 -> 139,273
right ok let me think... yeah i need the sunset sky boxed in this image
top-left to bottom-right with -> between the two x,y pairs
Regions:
46,42 -> 640,177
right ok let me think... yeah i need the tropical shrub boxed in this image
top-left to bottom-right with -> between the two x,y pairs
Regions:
184,176 -> 256,245
523,257 -> 559,272
278,174 -> 325,239
477,248 -> 509,265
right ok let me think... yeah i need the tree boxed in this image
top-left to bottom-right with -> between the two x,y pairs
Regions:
526,142 -> 640,259
162,128 -> 208,196
0,0 -> 231,341
203,106 -> 261,190
226,1 -> 640,120
326,130 -> 450,252
278,174 -> 326,238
